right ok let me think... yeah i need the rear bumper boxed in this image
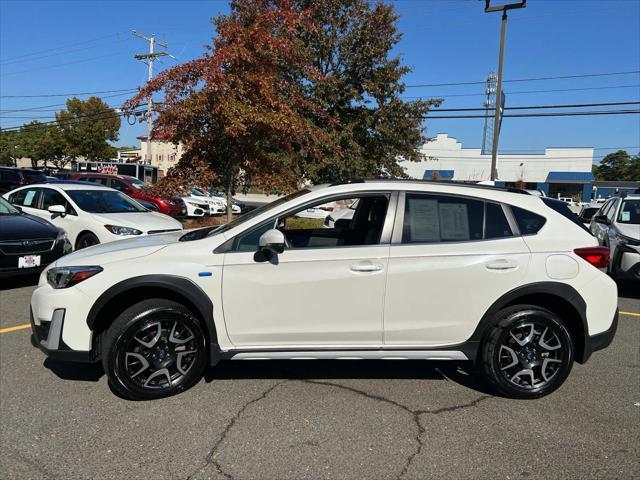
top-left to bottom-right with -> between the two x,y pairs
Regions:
581,308 -> 618,363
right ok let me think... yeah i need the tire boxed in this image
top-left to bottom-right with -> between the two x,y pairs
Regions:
481,305 -> 574,399
101,299 -> 208,400
76,232 -> 100,250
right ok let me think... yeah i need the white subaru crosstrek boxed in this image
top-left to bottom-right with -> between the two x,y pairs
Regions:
30,180 -> 618,400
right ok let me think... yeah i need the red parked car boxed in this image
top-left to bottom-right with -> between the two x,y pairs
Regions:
67,173 -> 186,217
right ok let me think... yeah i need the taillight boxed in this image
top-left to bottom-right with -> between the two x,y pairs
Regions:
574,247 -> 609,269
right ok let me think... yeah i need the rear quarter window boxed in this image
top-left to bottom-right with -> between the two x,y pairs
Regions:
511,206 -> 546,235
541,198 -> 591,234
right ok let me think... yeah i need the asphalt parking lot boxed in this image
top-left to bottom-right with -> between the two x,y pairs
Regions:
0,277 -> 638,480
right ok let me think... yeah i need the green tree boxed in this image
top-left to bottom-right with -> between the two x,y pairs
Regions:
56,96 -> 120,162
124,0 -> 339,221
0,130 -> 22,166
17,121 -> 66,168
296,0 -> 440,182
594,150 -> 640,181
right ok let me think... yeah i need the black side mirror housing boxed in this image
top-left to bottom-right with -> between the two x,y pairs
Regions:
594,214 -> 610,225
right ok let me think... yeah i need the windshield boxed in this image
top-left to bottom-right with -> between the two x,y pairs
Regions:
129,178 -> 146,190
206,189 -> 311,237
618,199 -> 640,225
190,187 -> 208,196
67,190 -> 148,213
21,170 -> 47,183
0,196 -> 19,215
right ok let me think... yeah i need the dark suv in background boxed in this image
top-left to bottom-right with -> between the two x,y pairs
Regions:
0,167 -> 47,194
67,173 -> 186,217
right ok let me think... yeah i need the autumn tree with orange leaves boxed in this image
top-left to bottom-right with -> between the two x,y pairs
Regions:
124,0 -> 339,221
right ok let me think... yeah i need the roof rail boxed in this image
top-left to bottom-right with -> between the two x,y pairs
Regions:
327,178 -> 531,195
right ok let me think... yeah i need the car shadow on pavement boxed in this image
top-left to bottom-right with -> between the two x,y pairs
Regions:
43,358 -> 104,382
0,273 -> 40,291
204,360 -> 494,395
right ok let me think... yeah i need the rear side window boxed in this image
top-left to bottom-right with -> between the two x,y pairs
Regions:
541,198 -> 591,234
485,203 -> 513,239
0,169 -> 20,182
21,170 -> 46,183
511,206 -> 546,235
402,193 -> 484,243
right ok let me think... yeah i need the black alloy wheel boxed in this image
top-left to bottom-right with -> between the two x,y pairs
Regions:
481,305 -> 574,399
102,299 -> 208,400
76,232 -> 100,250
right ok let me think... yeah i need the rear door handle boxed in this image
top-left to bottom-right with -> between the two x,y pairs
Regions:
486,259 -> 518,271
350,261 -> 384,273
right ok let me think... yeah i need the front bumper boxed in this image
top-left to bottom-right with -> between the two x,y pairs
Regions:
30,307 -> 97,363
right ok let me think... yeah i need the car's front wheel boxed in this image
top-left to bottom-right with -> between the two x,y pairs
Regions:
481,305 -> 574,399
102,299 -> 208,400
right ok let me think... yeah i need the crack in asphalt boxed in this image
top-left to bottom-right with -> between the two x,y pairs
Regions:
302,380 -> 491,480
185,381 -> 286,480
186,378 -> 490,480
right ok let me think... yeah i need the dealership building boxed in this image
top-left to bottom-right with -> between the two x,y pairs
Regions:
400,134 -> 603,201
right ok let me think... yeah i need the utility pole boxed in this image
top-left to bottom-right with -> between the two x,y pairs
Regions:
132,31 -> 172,164
484,0 -> 526,181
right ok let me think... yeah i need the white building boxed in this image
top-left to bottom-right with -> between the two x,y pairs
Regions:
400,134 -> 595,201
139,136 -> 183,175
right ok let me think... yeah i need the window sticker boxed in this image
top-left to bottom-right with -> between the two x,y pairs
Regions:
621,211 -> 631,222
24,190 -> 36,207
439,203 -> 470,241
408,198 -> 440,242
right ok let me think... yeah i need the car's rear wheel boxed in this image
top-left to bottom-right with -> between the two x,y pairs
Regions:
76,232 -> 100,250
102,299 -> 208,400
481,305 -> 574,399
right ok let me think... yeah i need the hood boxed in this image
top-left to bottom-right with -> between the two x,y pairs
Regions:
0,213 -> 59,241
90,211 -> 182,233
55,230 -> 186,267
617,223 -> 640,240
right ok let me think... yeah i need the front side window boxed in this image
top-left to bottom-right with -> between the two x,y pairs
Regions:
110,179 -> 130,192
234,194 -> 389,251
402,193 -> 484,244
618,199 -> 640,224
606,199 -> 620,222
88,177 -> 109,186
66,190 -> 147,213
40,188 -> 75,215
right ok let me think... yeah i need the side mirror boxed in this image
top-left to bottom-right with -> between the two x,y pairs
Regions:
594,214 -> 609,225
48,204 -> 66,217
258,229 -> 286,255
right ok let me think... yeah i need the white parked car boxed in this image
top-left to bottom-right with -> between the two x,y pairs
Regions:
3,183 -> 182,250
181,197 -> 209,217
181,189 -> 226,215
589,194 -> 640,280
189,188 -> 241,214
30,180 -> 617,400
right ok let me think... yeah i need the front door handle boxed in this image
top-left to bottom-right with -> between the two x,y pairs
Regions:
350,262 -> 384,273
486,259 -> 518,271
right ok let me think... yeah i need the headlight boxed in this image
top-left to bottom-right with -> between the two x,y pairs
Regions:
618,234 -> 640,247
104,225 -> 143,236
56,229 -> 67,242
47,266 -> 103,289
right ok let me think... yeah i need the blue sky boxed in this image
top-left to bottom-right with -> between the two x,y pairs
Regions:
1,0 -> 639,164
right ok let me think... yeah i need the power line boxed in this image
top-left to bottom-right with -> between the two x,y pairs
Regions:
0,91 -> 138,113
427,101 -> 640,112
405,70 -> 640,88
419,109 -> 640,119
0,88 -> 137,99
402,84 -> 640,99
0,32 -> 127,63
0,51 -> 135,77
0,107 -> 146,132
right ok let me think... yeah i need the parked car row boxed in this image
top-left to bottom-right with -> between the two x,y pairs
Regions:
587,193 -> 640,281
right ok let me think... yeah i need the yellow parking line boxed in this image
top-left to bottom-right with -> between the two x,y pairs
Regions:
620,311 -> 640,317
0,323 -> 31,334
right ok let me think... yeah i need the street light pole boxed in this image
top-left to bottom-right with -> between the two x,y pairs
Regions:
484,0 -> 526,181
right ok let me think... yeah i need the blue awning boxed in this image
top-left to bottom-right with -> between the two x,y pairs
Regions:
546,171 -> 594,183
423,169 -> 454,180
